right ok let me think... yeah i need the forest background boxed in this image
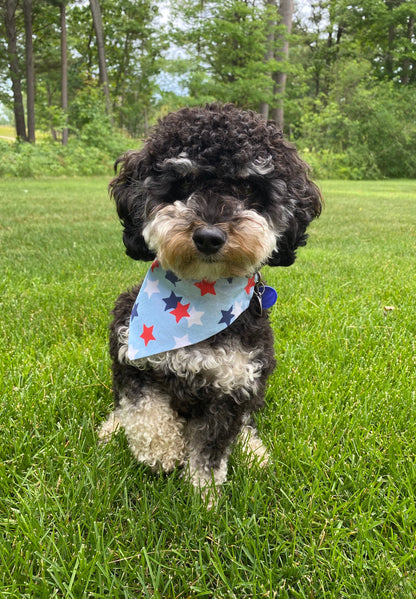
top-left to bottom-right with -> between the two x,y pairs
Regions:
1,0 -> 415,180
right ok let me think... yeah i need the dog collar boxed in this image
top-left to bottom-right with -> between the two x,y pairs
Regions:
128,260 -> 260,359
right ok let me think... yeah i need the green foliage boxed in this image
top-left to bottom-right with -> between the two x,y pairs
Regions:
295,74 -> 416,179
169,0 -> 280,109
1,0 -> 416,178
0,0 -> 163,140
0,81 -> 137,178
68,82 -> 114,145
0,134 -> 130,178
102,0 -> 165,136
164,0 -> 416,179
1,177 -> 416,596
334,0 -> 416,83
286,0 -> 416,179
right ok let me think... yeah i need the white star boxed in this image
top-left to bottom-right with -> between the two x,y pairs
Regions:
143,278 -> 160,298
233,301 -> 244,318
186,306 -> 204,327
173,334 -> 190,349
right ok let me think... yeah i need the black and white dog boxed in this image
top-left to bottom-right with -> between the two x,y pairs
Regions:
99,104 -> 321,498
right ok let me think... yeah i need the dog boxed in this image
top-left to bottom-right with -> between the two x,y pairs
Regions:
99,103 -> 321,499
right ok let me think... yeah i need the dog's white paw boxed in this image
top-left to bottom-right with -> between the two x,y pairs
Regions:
239,425 -> 270,468
98,412 -> 121,444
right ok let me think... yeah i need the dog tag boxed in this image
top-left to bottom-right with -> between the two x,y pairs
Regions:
260,285 -> 278,309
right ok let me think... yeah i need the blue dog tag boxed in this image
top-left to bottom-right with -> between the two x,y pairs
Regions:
261,285 -> 278,309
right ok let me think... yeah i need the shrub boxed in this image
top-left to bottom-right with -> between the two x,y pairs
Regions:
300,148 -> 380,181
0,134 -> 131,179
289,59 -> 416,180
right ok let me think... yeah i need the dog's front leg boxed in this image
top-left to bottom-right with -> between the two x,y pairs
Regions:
184,397 -> 242,496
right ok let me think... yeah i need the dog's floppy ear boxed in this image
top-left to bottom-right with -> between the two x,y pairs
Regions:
109,150 -> 156,261
267,178 -> 322,267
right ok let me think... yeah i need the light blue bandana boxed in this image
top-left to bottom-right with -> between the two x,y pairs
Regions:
128,260 -> 258,359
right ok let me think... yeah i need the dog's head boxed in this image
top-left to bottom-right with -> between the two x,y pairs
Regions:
110,103 -> 322,279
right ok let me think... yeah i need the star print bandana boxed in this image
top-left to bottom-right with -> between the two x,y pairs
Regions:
128,260 -> 259,359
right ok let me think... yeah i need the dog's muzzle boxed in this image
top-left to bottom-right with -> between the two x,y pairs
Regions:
192,227 -> 226,255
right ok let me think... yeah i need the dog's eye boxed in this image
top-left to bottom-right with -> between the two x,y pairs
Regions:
240,181 -> 256,197
243,181 -> 270,213
168,178 -> 192,202
235,181 -> 262,205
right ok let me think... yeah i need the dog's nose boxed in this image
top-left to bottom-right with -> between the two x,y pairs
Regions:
192,227 -> 226,255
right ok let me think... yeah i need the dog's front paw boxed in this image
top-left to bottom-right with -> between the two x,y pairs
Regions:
98,412 -> 122,444
184,468 -> 220,510
239,425 -> 270,468
183,452 -> 228,509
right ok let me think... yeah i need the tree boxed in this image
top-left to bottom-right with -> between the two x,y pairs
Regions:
258,0 -> 294,126
329,0 -> 416,84
3,0 -> 27,139
89,0 -> 111,114
0,0 -> 165,141
102,0 -> 165,136
401,11 -> 415,84
23,0 -> 35,142
60,0 -> 68,145
270,0 -> 293,127
280,0 -> 416,177
169,0 -> 276,109
168,0 -> 295,127
259,0 -> 277,119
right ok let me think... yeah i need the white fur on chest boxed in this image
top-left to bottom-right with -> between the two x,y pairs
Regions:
117,324 -> 263,398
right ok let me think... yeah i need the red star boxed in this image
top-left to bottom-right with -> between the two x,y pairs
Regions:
151,259 -> 159,272
245,276 -> 256,294
170,302 -> 190,323
140,324 -> 155,346
194,279 -> 217,296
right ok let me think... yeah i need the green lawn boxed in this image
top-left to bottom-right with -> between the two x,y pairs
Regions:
1,177 -> 415,598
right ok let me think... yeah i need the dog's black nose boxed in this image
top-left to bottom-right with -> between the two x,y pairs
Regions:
192,227 -> 226,255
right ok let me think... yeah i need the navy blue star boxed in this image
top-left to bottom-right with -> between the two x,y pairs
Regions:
131,302 -> 139,320
165,270 -> 181,286
162,291 -> 183,311
218,305 -> 235,326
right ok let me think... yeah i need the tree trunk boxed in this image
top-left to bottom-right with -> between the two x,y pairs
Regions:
47,82 -> 57,141
113,31 -> 131,114
89,0 -> 111,115
385,23 -> 395,79
5,0 -> 27,140
259,0 -> 277,119
401,15 -> 414,84
23,0 -> 35,142
270,0 -> 293,130
61,1 -> 68,145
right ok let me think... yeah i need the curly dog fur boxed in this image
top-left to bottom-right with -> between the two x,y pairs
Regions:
99,103 -> 322,497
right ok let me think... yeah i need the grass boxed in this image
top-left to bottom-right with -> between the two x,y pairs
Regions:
0,177 -> 415,598
0,126 -> 51,141
0,125 -> 15,140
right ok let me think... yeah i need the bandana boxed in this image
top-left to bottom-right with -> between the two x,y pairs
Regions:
128,260 -> 260,360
